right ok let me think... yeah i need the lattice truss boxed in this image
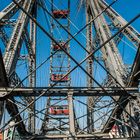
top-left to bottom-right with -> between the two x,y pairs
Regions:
0,0 -> 140,139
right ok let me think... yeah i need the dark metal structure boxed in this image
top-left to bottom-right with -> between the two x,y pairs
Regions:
0,0 -> 140,139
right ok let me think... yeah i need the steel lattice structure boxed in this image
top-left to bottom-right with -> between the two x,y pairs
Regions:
0,0 -> 140,140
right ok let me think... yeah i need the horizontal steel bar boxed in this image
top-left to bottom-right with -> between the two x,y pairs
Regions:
21,133 -> 109,139
0,87 -> 138,98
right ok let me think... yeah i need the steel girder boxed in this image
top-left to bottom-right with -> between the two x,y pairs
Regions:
0,0 -> 23,22
0,87 -> 138,97
0,50 -> 8,124
86,1 -> 95,133
88,0 -> 127,86
0,50 -> 28,135
3,0 -> 35,74
99,0 -> 140,48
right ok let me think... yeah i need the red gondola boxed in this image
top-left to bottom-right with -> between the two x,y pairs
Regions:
53,42 -> 68,51
0,133 -> 2,140
53,10 -> 69,18
49,105 -> 69,115
51,74 -> 69,82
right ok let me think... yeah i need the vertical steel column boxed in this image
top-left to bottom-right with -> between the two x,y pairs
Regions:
28,2 -> 37,133
0,50 -> 8,125
68,92 -> 75,139
86,1 -> 94,133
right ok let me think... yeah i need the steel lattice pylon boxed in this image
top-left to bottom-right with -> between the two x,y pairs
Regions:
41,0 -> 74,135
0,0 -> 140,140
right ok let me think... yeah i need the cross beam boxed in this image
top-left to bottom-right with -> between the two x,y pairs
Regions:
0,87 -> 138,98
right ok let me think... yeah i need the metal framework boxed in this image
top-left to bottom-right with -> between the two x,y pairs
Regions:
0,0 -> 140,139
41,0 -> 73,137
